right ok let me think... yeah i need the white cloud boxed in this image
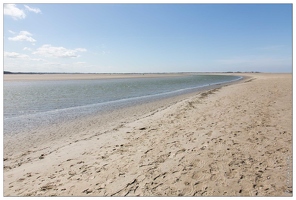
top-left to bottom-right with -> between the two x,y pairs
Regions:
4,51 -> 30,59
4,4 -> 41,20
4,4 -> 26,20
33,45 -> 87,58
23,47 -> 32,51
24,5 -> 41,14
4,51 -> 45,62
8,31 -> 36,43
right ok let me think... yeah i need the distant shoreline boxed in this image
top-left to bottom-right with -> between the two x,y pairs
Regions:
3,72 -> 260,82
3,71 -> 260,75
4,71 -> 191,75
3,73 -> 189,81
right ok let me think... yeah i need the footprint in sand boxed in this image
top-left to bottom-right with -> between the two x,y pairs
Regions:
174,148 -> 186,157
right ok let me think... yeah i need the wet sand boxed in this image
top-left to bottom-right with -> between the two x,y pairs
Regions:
3,73 -> 292,196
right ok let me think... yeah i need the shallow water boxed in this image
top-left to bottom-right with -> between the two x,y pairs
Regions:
3,75 -> 241,134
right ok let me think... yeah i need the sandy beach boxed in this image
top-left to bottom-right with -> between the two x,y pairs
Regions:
3,73 -> 292,196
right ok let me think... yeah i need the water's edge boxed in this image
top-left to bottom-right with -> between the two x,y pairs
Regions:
4,75 -> 243,135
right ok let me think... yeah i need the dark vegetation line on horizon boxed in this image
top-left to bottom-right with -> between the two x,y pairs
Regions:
3,71 -> 188,75
3,71 -> 261,75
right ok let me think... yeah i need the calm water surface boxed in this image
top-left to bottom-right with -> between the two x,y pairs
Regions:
4,75 -> 241,134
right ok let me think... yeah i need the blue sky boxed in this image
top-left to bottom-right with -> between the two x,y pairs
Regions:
3,3 -> 292,73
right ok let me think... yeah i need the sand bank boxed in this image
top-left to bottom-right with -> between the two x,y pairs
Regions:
3,73 -> 190,81
3,73 -> 292,196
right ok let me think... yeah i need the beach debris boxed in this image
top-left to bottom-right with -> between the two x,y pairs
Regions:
200,146 -> 207,150
39,154 -> 45,159
40,184 -> 55,191
139,127 -> 146,130
144,148 -> 153,154
82,188 -> 93,194
17,178 -> 25,182
126,179 -> 137,187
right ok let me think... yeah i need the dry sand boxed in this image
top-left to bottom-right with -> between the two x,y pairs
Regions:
3,73 -> 292,196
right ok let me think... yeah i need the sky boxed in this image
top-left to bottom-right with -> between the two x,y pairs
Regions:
3,3 -> 293,73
